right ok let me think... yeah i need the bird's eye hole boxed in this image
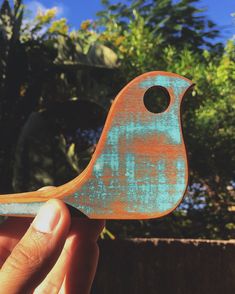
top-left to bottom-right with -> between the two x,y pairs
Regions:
143,86 -> 170,114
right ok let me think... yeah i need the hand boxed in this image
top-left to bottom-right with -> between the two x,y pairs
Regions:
0,197 -> 105,294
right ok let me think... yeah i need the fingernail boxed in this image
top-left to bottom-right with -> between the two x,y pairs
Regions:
32,200 -> 61,233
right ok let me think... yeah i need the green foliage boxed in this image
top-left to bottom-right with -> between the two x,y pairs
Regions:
99,10 -> 161,77
97,0 -> 220,51
96,1 -> 235,239
143,43 -> 234,237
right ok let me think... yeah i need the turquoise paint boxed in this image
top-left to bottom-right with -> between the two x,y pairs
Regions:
175,157 -> 186,193
139,75 -> 190,93
140,75 -> 190,144
126,153 -> 138,209
64,73 -> 190,217
157,159 -> 166,172
107,112 -> 181,145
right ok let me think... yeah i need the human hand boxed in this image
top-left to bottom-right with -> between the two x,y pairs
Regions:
0,197 -> 105,294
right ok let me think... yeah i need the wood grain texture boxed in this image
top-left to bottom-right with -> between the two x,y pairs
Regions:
0,71 -> 193,219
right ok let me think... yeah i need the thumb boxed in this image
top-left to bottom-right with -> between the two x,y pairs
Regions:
0,199 -> 71,294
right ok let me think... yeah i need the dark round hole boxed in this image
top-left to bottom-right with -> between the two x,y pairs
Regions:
143,86 -> 170,114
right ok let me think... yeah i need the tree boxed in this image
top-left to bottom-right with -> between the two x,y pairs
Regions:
94,1 -> 235,239
97,0 -> 221,52
0,0 -> 118,193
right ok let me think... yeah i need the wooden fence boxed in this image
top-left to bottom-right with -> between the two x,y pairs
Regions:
92,238 -> 235,294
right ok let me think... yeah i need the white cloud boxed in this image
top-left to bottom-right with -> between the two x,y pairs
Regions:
25,1 -> 66,19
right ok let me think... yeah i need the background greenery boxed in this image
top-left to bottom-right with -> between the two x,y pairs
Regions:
0,0 -> 234,239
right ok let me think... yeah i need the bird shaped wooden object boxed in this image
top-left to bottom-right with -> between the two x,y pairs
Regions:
0,71 -> 193,219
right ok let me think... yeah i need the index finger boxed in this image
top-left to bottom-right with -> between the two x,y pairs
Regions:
0,217 -> 32,266
0,199 -> 70,293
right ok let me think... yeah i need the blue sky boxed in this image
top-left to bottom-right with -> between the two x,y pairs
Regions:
25,0 -> 235,42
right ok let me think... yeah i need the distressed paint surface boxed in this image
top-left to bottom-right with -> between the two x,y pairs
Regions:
0,71 -> 193,219
64,73 -> 191,218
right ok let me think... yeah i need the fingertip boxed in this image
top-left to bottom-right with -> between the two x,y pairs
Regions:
40,199 -> 71,233
37,187 -> 72,233
48,199 -> 71,222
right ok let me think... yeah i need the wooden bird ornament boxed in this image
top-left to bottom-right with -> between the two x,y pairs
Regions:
0,71 -> 193,219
